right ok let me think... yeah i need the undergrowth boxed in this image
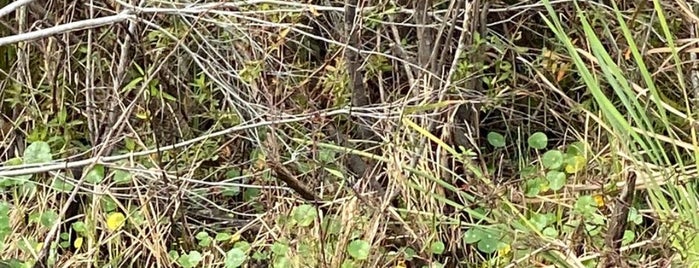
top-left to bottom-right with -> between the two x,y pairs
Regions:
0,0 -> 697,267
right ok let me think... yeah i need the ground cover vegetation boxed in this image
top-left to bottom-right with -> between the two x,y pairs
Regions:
0,0 -> 697,267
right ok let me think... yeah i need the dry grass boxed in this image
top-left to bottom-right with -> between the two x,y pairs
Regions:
0,0 -> 697,267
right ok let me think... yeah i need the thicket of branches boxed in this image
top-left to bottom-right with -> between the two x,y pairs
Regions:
0,0 -> 697,267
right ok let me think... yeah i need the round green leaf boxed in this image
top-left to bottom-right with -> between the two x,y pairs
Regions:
292,204 -> 317,227
24,141 -> 52,164
195,231 -> 209,241
487,132 -> 506,148
546,171 -> 566,191
225,248 -> 247,268
541,150 -> 563,170
430,241 -> 445,255
85,165 -> 105,184
40,210 -> 58,228
463,228 -> 483,244
347,239 -> 370,260
71,221 -> 87,234
477,238 -> 499,254
527,132 -> 548,150
574,195 -> 597,216
542,227 -> 558,238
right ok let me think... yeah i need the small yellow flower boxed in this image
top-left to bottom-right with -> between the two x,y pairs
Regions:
593,195 -> 605,207
106,212 -> 126,231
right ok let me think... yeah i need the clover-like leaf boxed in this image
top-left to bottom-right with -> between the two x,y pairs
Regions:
292,204 -> 317,227
24,141 -> 52,164
546,171 -> 566,191
541,150 -> 563,170
528,132 -> 548,150
430,241 -> 445,255
85,165 -> 105,184
347,239 -> 370,260
487,132 -> 506,148
225,248 -> 247,268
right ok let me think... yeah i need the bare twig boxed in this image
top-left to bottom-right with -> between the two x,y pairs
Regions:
602,171 -> 637,267
0,107 -> 406,177
0,11 -> 134,46
0,0 -> 35,19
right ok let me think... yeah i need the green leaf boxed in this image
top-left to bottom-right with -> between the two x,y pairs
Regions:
403,247 -> 416,260
487,132 -> 506,148
168,250 -> 179,260
52,178 -> 73,193
292,204 -> 317,227
322,217 -> 342,235
195,231 -> 209,241
113,170 -> 131,184
243,188 -> 260,202
71,221 -> 87,234
530,213 -> 548,231
622,230 -> 635,245
566,141 -> 588,156
524,178 -> 544,197
273,256 -> 290,268
541,150 -> 563,170
225,248 -> 247,268
222,186 -> 241,197
574,195 -> 597,217
101,197 -> 118,212
430,241 -> 445,255
226,169 -> 242,179
196,231 -> 211,247
215,232 -> 232,242
84,165 -> 105,184
178,251 -> 202,268
40,210 -> 58,228
234,241 -> 251,252
477,238 -> 499,254
627,207 -> 642,224
24,141 -> 52,164
252,251 -> 268,261
527,132 -> 548,150
546,171 -> 566,191
347,239 -> 370,260
463,228 -> 483,244
318,148 -> 335,164
324,167 -> 345,180
271,241 -> 289,256
542,227 -> 558,237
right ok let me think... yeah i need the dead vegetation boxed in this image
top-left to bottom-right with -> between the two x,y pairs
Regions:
0,0 -> 698,267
